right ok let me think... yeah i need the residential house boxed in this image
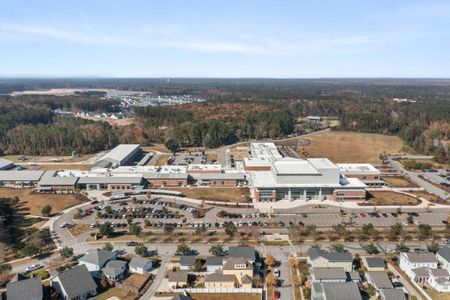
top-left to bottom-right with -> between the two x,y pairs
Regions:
228,246 -> 257,264
437,246 -> 450,273
379,289 -> 407,300
129,257 -> 153,274
6,277 -> 43,300
206,256 -> 223,273
222,257 -> 253,286
311,282 -> 362,300
50,265 -> 97,300
310,267 -> 347,283
362,257 -> 386,271
365,272 -> 393,291
168,271 -> 189,289
78,248 -> 116,278
399,252 -> 438,280
428,268 -> 450,292
204,273 -> 236,288
307,248 -> 353,272
103,260 -> 128,283
180,255 -> 197,270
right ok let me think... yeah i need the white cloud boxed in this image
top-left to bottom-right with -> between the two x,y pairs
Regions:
0,21 -> 391,56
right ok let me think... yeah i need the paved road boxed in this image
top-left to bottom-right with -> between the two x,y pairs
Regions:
141,256 -> 169,300
388,156 -> 449,199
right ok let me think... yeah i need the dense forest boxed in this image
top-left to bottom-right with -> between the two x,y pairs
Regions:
0,79 -> 448,162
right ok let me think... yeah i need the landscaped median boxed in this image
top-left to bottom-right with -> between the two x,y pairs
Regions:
359,191 -> 421,206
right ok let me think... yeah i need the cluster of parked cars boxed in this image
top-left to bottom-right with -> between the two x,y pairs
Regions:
220,212 -> 264,219
98,206 -> 177,220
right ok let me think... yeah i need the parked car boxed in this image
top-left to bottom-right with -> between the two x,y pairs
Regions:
274,291 -> 281,299
25,264 -> 42,272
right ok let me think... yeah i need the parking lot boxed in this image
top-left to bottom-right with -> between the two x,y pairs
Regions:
168,152 -> 209,165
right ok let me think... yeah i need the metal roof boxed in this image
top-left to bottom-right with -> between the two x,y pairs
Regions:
197,173 -> 245,180
0,158 -> 14,170
0,170 -> 45,181
38,171 -> 79,186
96,144 -> 140,165
78,176 -> 143,184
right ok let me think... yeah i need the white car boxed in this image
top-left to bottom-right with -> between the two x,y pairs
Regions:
273,269 -> 281,278
25,264 -> 42,272
59,222 -> 68,228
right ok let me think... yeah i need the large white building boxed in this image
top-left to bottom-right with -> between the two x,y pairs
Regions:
250,143 -> 283,160
94,144 -> 141,168
251,157 -> 366,202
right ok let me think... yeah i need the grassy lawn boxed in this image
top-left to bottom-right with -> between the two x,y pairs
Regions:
382,176 -> 416,187
171,187 -> 251,202
364,191 -> 420,206
68,224 -> 91,237
191,293 -> 262,300
423,287 -> 450,300
96,287 -> 137,300
413,191 -> 444,202
0,189 -> 87,216
294,131 -> 405,164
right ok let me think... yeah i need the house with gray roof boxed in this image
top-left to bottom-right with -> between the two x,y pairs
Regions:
204,273 -> 237,288
50,265 -> 97,300
228,246 -> 257,263
206,256 -> 223,273
437,245 -> 450,273
307,248 -> 353,272
365,271 -> 393,290
78,248 -> 116,278
399,252 -> 438,280
310,267 -> 347,283
312,282 -> 362,300
180,255 -> 197,270
379,289 -> 407,300
168,271 -> 190,289
362,257 -> 386,271
129,256 -> 153,274
103,260 -> 128,283
0,158 -> 14,170
6,277 -> 43,300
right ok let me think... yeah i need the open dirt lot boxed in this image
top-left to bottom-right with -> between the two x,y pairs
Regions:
230,144 -> 250,161
169,187 -> 251,203
0,189 -> 87,216
292,131 -> 405,164
364,191 -> 420,206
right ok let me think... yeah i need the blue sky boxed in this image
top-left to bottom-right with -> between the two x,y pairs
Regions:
1,0 -> 450,77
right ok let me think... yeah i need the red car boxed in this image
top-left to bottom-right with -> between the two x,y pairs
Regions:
274,291 -> 281,299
